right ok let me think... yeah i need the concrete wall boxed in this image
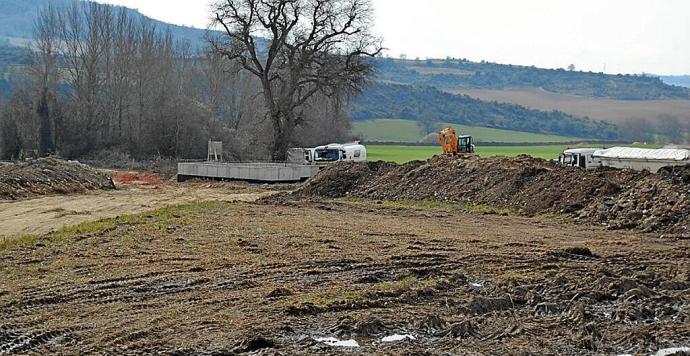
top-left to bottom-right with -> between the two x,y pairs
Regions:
177,162 -> 321,183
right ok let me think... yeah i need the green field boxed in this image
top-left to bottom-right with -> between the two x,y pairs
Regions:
366,145 -> 567,162
353,119 -> 586,143
366,143 -> 660,163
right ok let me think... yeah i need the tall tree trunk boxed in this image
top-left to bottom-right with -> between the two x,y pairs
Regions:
271,113 -> 293,161
37,89 -> 54,156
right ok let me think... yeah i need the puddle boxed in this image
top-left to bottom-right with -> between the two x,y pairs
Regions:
381,334 -> 416,343
314,337 -> 360,348
655,347 -> 690,356
470,282 -> 484,288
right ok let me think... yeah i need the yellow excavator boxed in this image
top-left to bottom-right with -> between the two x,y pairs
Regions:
438,127 -> 475,155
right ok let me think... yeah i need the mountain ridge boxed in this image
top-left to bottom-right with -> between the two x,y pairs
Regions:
0,0 -> 209,48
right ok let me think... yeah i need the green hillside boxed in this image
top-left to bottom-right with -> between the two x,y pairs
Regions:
353,119 -> 586,143
352,83 -> 618,140
374,58 -> 690,100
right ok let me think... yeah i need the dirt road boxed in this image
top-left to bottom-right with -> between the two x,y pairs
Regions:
1,197 -> 688,354
0,184 -> 274,237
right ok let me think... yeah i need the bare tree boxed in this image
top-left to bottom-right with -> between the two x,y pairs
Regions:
211,0 -> 381,160
32,4 -> 61,156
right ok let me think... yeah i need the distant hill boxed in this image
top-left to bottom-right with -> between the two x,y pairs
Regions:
351,83 -> 619,140
0,0 -> 209,48
660,75 -> 690,88
374,58 -> 690,100
352,119 -> 586,144
0,0 -> 683,143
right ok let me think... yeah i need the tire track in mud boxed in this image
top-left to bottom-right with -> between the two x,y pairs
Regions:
2,201 -> 689,354
280,245 -> 690,354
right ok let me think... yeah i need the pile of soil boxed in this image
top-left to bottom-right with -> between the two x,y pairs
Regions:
297,155 -> 689,237
0,157 -> 115,200
111,171 -> 165,187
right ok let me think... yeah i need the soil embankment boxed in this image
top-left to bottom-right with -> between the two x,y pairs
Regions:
297,156 -> 690,237
0,158 -> 114,200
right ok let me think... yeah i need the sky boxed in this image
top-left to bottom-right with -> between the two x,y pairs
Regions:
93,0 -> 690,75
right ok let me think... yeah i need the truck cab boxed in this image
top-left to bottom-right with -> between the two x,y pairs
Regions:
559,148 -> 601,169
292,143 -> 367,165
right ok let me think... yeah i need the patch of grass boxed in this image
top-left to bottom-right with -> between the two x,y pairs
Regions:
353,119 -> 425,142
0,234 -> 42,251
372,276 -> 445,294
463,204 -> 514,216
0,201 -> 231,251
373,275 -> 419,292
296,288 -> 361,307
498,270 -> 546,285
343,197 -> 460,211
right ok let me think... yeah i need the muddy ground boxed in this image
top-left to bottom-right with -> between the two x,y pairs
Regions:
1,194 -> 689,354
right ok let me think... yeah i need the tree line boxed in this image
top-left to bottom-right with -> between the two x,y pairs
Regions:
0,1 -> 360,161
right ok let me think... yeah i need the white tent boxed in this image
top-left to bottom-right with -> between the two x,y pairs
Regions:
593,147 -> 689,173
594,147 -> 689,161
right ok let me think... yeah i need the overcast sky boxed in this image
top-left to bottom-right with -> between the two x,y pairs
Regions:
93,0 -> 690,75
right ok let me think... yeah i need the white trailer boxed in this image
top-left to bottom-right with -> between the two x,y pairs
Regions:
593,147 -> 690,173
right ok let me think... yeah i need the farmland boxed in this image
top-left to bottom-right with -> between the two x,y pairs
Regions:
353,119 -> 585,144
452,88 -> 690,126
367,144 -> 605,163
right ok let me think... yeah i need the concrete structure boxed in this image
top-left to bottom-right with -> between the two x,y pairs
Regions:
207,141 -> 223,162
177,162 -> 321,183
593,147 -> 690,173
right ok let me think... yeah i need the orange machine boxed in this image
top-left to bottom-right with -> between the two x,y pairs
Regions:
438,127 -> 475,155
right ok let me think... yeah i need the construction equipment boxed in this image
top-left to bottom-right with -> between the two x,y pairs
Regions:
438,127 -> 475,155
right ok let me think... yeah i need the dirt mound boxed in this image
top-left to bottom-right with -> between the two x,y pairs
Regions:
0,157 -> 115,200
297,155 -> 689,236
111,171 -> 165,187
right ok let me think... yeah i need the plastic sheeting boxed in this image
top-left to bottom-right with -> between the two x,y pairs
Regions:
594,147 -> 690,161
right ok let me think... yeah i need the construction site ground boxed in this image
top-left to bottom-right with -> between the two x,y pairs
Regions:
0,182 -> 275,238
1,185 -> 689,354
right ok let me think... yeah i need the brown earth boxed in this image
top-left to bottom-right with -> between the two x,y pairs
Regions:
0,158 -> 114,201
296,156 -> 690,237
451,87 -> 690,126
1,198 -> 689,354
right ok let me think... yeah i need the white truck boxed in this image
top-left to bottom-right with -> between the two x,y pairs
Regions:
559,147 -> 690,173
559,148 -> 602,169
288,142 -> 367,165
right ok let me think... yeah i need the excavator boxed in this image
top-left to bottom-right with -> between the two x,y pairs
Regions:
438,127 -> 475,155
